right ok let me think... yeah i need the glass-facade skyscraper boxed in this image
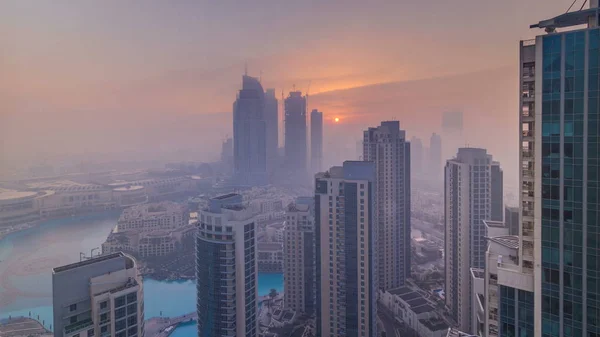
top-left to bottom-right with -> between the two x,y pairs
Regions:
488,4 -> 599,337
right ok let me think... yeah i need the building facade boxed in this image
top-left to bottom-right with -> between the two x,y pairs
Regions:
52,252 -> 144,337
196,193 -> 258,337
233,75 -> 268,187
490,4 -> 600,337
264,88 -> 279,174
284,91 -> 307,173
311,109 -> 324,174
444,148 -> 502,332
283,197 -> 316,315
363,121 -> 411,290
315,162 -> 378,337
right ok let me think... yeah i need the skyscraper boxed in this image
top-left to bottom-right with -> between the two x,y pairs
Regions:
444,147 -> 502,332
196,193 -> 258,337
311,109 -> 323,174
284,91 -> 307,173
52,252 -> 144,337
233,75 -> 267,186
264,88 -> 279,173
363,121 -> 411,290
410,136 -> 423,176
315,162 -> 378,337
487,5 -> 600,336
442,111 -> 464,162
430,133 -> 442,180
283,196 -> 315,315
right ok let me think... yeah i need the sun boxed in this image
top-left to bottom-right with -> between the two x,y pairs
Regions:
334,117 -> 340,123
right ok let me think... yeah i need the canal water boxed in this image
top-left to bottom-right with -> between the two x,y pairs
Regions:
0,212 -> 283,335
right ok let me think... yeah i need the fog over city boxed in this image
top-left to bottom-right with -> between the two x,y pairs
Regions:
1,0 -> 575,192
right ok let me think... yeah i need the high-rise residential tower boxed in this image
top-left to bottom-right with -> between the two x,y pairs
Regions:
264,88 -> 279,173
487,4 -> 600,337
52,252 -> 144,337
444,148 -> 502,332
315,162 -> 378,337
430,133 -> 442,180
363,121 -> 411,290
283,197 -> 315,315
442,111 -> 464,162
233,75 -> 267,186
284,91 -> 307,173
196,193 -> 258,337
311,109 -> 323,174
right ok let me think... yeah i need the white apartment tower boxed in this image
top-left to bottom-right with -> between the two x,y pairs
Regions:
314,161 -> 378,337
52,252 -> 144,337
196,193 -> 258,337
444,148 -> 502,333
363,121 -> 411,290
283,197 -> 315,315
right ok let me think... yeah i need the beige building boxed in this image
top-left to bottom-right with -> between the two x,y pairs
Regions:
283,197 -> 315,315
0,189 -> 52,228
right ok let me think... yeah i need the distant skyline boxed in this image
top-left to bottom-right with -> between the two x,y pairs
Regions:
0,0 -> 575,189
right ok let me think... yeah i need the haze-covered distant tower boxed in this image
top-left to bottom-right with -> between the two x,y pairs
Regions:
284,91 -> 307,173
442,111 -> 464,161
410,136 -> 423,175
283,197 -> 315,315
444,148 -> 501,332
315,162 -> 378,337
233,75 -> 267,186
485,5 -> 600,337
310,109 -> 323,174
264,89 -> 279,173
364,121 -> 411,290
429,133 -> 442,180
196,193 -> 258,337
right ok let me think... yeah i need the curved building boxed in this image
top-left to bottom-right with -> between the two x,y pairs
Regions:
112,186 -> 148,208
0,189 -> 52,228
196,193 -> 258,337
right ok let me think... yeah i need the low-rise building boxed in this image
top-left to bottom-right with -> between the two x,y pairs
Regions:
0,189 -> 52,228
116,202 -> 188,232
379,286 -> 449,337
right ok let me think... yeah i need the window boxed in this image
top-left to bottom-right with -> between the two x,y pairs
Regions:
100,313 -> 108,322
115,296 -> 126,307
88,328 -> 95,337
126,292 -> 137,304
127,303 -> 137,316
101,326 -> 108,334
100,301 -> 108,310
70,316 -> 77,324
70,304 -> 77,312
115,307 -> 126,319
115,318 -> 126,331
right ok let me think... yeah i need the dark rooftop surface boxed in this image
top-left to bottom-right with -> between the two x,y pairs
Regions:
213,193 -> 239,200
388,286 -> 435,314
419,318 -> 449,332
53,252 -> 124,273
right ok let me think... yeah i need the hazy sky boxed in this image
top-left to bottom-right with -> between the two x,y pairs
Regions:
0,0 -> 576,186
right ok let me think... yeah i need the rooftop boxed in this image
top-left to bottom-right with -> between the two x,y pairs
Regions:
0,189 -> 38,201
470,268 -> 485,279
388,286 -> 435,314
419,318 -> 449,332
484,220 -> 506,228
53,252 -> 125,274
487,235 -> 520,250
446,328 -> 478,337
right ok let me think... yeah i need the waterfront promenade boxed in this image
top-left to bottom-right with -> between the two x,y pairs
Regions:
145,312 -> 197,337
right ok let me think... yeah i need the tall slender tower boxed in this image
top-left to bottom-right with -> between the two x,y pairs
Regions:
233,75 -> 267,186
196,193 -> 258,337
315,162 -> 378,337
410,136 -> 424,176
430,133 -> 442,180
264,89 -> 279,174
363,121 -> 411,290
311,109 -> 324,174
487,4 -> 600,337
284,91 -> 308,173
444,148 -> 502,332
283,196 -> 315,315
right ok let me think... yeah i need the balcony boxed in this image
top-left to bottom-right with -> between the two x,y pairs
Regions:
64,318 -> 93,335
522,130 -> 534,141
522,150 -> 535,160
